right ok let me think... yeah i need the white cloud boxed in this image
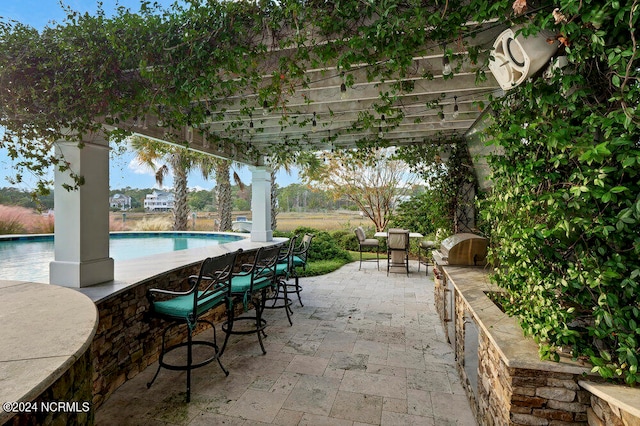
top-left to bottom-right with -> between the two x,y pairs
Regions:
128,158 -> 169,176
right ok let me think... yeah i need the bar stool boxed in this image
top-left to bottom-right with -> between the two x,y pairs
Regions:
146,249 -> 241,402
355,226 -> 380,270
220,245 -> 281,356
387,228 -> 409,276
288,233 -> 314,306
418,240 -> 437,275
263,236 -> 298,325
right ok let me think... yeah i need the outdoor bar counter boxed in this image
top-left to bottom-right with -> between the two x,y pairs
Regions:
1,236 -> 287,424
0,280 -> 98,425
76,236 -> 288,409
75,235 -> 287,304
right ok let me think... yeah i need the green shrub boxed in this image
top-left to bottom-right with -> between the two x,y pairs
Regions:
330,229 -> 350,242
329,229 -> 358,252
291,226 -> 351,262
340,233 -> 359,251
390,189 -> 452,237
272,228 -> 354,277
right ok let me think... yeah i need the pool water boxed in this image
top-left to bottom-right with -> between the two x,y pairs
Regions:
0,232 -> 244,283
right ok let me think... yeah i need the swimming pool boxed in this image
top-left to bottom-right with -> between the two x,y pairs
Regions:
0,232 -> 245,283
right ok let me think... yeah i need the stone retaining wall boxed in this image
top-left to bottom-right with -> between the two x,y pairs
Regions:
4,350 -> 93,426
433,269 -> 446,330
588,394 -> 627,426
436,265 -> 593,426
91,249 -> 256,408
579,381 -> 640,426
475,334 -> 590,425
436,265 -> 640,426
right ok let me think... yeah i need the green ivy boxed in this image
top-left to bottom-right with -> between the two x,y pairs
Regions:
481,0 -> 639,384
1,0 -> 639,384
395,138 -> 475,235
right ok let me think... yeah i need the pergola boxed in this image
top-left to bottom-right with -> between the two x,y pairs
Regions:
50,19 -> 508,287
117,21 -> 505,158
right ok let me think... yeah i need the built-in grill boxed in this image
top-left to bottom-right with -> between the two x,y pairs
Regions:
432,233 -> 488,266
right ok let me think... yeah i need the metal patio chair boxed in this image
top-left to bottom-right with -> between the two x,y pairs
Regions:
220,244 -> 281,356
263,235 -> 298,326
288,233 -> 314,306
418,239 -> 437,276
387,228 -> 410,276
355,226 -> 380,270
418,229 -> 445,275
146,249 -> 241,402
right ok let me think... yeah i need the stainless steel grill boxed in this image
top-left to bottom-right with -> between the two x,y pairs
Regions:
432,233 -> 488,266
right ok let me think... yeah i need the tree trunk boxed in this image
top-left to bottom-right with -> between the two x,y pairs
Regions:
216,160 -> 232,231
171,153 -> 189,231
271,169 -> 278,231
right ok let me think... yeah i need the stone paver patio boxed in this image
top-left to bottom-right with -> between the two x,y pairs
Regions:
95,260 -> 476,425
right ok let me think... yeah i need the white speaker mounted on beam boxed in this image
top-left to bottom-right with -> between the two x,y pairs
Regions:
489,26 -> 560,90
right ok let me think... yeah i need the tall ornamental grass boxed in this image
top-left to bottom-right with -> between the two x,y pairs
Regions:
0,204 -> 54,234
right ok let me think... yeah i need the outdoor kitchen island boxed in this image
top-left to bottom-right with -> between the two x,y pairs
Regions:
433,259 -> 640,425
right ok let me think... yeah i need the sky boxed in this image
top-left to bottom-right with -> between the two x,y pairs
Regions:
0,0 -> 300,191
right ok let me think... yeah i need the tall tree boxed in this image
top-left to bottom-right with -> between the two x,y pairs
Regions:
130,137 -> 216,231
213,158 -> 245,231
299,148 -> 416,231
268,156 -> 295,231
215,160 -> 232,231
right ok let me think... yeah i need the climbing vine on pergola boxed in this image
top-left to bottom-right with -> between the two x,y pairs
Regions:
1,0 -> 639,383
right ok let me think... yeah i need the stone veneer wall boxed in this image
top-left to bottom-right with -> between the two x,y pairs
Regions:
436,265 -> 594,426
91,249 -> 256,408
433,270 -> 446,329
474,330 -> 590,425
4,350 -> 93,426
587,394 -> 634,426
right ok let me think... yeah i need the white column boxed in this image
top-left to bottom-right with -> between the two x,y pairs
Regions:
249,165 -> 273,242
50,134 -> 114,287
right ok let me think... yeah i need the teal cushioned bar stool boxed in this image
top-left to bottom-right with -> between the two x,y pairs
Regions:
288,233 -> 314,306
146,249 -> 241,402
264,236 -> 298,326
220,244 -> 281,356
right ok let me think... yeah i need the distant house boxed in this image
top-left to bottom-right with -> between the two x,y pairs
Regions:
144,190 -> 175,212
109,193 -> 132,211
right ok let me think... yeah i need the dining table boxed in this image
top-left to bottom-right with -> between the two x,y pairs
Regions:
374,231 -> 424,239
374,231 -> 424,273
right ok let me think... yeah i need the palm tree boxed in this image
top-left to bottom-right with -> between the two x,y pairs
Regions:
268,156 -> 296,231
214,159 -> 245,231
215,160 -> 232,231
130,137 -> 216,231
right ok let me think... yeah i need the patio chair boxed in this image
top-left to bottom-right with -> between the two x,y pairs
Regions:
146,249 -> 241,402
418,239 -> 437,276
355,226 -> 380,270
387,228 -> 410,276
418,229 -> 444,275
289,233 -> 314,306
263,235 -> 298,326
220,244 -> 281,356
